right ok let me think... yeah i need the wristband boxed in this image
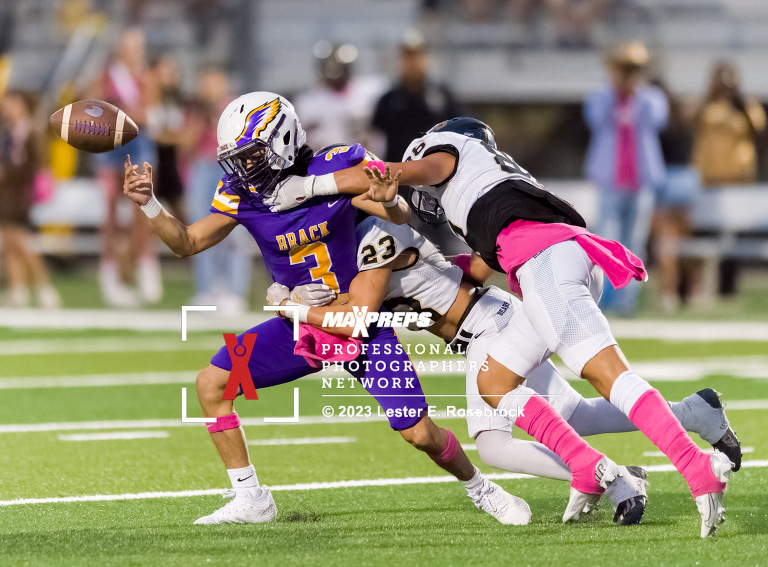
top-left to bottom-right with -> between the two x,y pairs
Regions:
282,301 -> 310,323
367,160 -> 386,175
309,173 -> 338,197
140,195 -> 164,218
382,194 -> 400,208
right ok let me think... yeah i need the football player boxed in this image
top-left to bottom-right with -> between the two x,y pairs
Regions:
275,165 -> 738,525
122,95 -> 528,525
265,118 -> 741,537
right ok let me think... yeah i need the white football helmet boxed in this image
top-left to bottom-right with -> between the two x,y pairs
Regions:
216,92 -> 307,197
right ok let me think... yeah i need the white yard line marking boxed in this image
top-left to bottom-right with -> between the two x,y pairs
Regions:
460,443 -> 477,451
4,355 -> 768,390
0,308 -> 266,332
642,447 -> 754,458
608,320 -> 768,342
2,459 -> 768,507
3,354 -> 767,390
58,431 -> 169,441
0,415 -> 388,434
723,400 -> 768,410
248,436 -> 356,446
1,399 -> 765,434
0,337 -> 223,356
4,308 -> 768,340
554,356 -> 768,381
0,372 -> 196,390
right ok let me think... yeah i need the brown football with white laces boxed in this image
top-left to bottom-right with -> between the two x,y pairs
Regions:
49,99 -> 138,153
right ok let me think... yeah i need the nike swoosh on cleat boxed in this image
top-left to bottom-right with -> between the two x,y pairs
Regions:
707,494 -> 717,523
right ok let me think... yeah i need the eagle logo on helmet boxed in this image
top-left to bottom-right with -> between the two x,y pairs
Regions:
237,98 -> 282,143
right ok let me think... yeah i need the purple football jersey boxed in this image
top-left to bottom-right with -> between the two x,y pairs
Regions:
209,144 -> 371,293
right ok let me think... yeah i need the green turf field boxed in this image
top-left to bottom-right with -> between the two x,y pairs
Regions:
1,327 -> 766,566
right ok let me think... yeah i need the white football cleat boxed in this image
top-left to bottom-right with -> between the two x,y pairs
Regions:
563,489 -> 600,522
695,452 -> 731,538
563,456 -> 619,523
470,479 -> 532,525
194,487 -> 277,525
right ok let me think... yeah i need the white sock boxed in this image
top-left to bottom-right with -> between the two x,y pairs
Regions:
462,466 -> 485,494
475,430 -> 571,481
609,371 -> 653,416
497,385 -> 535,419
568,397 -> 637,436
227,464 -> 259,493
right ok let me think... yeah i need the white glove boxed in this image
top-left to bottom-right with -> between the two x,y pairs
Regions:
264,173 -> 338,212
290,283 -> 336,306
266,282 -> 290,306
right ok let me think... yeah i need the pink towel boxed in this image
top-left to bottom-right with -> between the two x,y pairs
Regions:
496,220 -> 646,296
294,324 -> 362,368
576,233 -> 647,290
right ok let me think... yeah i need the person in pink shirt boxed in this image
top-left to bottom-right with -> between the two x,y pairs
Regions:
584,42 -> 669,315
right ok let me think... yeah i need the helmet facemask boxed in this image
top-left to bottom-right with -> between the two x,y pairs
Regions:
407,187 -> 446,225
218,114 -> 287,199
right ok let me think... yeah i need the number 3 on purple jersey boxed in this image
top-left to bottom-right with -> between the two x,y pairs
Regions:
289,241 -> 340,291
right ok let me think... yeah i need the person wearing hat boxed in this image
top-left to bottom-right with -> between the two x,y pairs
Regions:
584,41 -> 668,316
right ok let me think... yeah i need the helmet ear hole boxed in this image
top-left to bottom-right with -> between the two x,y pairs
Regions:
283,130 -> 291,145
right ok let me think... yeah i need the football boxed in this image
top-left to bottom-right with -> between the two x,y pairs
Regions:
49,99 -> 138,153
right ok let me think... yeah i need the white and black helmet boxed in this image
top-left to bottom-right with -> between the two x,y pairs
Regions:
216,91 -> 307,198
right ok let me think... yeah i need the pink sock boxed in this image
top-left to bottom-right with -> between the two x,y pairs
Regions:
512,391 -> 605,494
629,389 -> 724,498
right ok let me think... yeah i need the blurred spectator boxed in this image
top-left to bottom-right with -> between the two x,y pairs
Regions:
692,62 -> 766,298
147,54 -> 186,219
650,79 -> 701,314
462,0 -> 534,23
372,30 -> 461,162
91,27 -> 161,307
0,90 -> 61,309
584,42 -> 668,316
179,65 -> 252,315
693,62 -> 766,187
294,42 -> 387,153
544,0 -> 612,48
